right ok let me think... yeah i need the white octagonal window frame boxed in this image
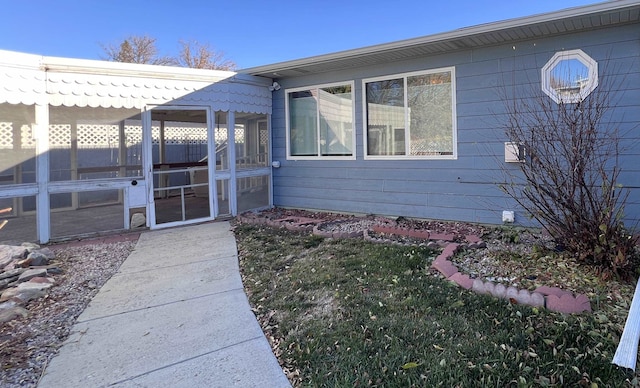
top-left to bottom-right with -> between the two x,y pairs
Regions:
541,49 -> 598,104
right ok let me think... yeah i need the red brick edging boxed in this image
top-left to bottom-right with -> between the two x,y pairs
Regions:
237,213 -> 592,314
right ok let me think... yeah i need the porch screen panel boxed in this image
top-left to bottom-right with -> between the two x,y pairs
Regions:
0,104 -> 37,234
49,190 -> 124,239
237,175 -> 270,213
236,112 -> 269,170
0,103 -> 36,188
366,78 -> 405,155
215,111 -> 229,171
289,90 -> 318,156
49,106 -> 142,182
0,195 -> 37,242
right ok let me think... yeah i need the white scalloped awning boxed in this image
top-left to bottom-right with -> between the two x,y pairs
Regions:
0,50 -> 272,114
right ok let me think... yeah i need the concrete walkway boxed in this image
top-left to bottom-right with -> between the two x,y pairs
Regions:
38,222 -> 291,388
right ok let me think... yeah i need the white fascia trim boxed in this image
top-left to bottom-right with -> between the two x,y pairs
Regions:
44,55 -> 269,85
241,0 -> 639,76
43,56 -> 235,81
285,80 -> 356,160
0,50 -> 43,70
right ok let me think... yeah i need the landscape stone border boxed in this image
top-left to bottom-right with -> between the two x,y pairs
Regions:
0,232 -> 140,324
237,212 -> 592,314
433,241 -> 591,314
0,244 -> 59,323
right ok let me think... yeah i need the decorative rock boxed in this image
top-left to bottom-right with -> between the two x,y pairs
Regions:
46,266 -> 63,275
36,247 -> 55,260
448,272 -> 473,289
18,268 -> 48,282
0,278 -> 12,290
431,259 -> 458,278
516,289 -> 532,305
21,242 -> 41,251
530,292 -> 545,307
505,286 -> 519,302
18,280 -> 53,290
28,276 -> 54,285
472,279 -> 487,294
0,245 -> 28,268
483,281 -> 495,295
491,283 -> 507,299
0,299 -> 19,310
0,305 -> 29,323
0,283 -> 48,303
26,251 -> 50,267
131,212 -> 146,228
0,268 -> 25,280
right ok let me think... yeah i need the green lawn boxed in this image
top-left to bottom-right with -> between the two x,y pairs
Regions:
235,223 -> 637,387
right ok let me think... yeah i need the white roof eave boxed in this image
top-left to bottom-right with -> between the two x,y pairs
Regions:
240,0 -> 640,78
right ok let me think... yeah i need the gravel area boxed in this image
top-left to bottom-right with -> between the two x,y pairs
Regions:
253,208 -> 488,241
0,239 -> 136,388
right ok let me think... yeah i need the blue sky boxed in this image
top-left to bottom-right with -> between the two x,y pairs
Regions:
0,0 -> 601,69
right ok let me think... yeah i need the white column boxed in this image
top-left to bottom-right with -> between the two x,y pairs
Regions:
70,121 -> 78,209
267,114 -> 274,208
207,109 -> 216,217
141,109 -> 154,228
35,104 -> 50,244
228,111 -> 237,216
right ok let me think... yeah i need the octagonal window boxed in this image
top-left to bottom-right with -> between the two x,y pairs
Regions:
541,49 -> 598,104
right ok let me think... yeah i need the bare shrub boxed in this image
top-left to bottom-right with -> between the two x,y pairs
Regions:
499,75 -> 638,279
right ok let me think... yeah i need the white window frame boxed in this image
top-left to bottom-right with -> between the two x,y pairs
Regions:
541,49 -> 598,104
362,67 -> 457,160
285,81 -> 356,160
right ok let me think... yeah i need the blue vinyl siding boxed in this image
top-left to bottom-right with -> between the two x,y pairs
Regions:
270,23 -> 640,227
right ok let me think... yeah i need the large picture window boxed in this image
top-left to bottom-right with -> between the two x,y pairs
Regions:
364,68 -> 456,159
286,82 -> 355,159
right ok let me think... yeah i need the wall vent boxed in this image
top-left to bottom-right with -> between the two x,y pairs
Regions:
505,142 -> 525,163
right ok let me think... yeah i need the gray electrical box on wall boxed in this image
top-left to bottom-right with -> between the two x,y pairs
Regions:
504,142 -> 525,163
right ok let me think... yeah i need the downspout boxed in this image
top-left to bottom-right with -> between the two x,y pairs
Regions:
613,279 -> 640,370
